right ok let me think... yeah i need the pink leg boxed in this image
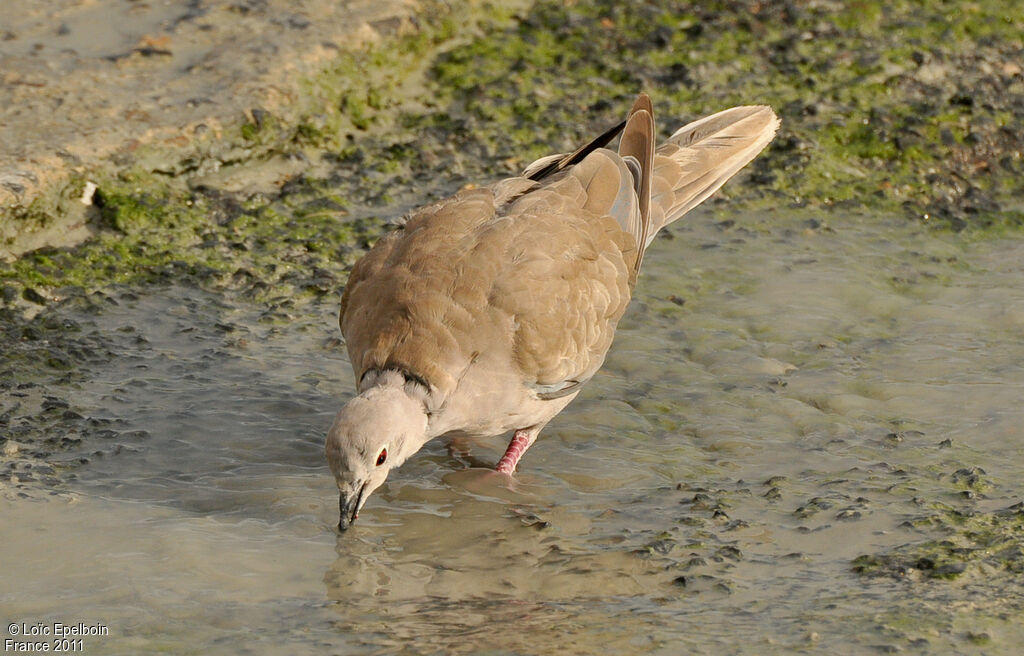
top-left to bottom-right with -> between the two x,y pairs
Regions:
495,426 -> 541,474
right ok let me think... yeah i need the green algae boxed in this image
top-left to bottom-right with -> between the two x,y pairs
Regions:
420,0 -> 1023,228
5,0 -> 1024,305
854,500 -> 1024,581
0,170 -> 378,304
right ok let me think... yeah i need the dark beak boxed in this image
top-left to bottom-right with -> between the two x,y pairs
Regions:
338,482 -> 366,532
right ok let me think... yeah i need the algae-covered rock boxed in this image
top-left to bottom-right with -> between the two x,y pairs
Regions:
854,501 -> 1024,580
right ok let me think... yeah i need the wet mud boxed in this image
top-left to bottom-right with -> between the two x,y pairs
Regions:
6,211 -> 1024,654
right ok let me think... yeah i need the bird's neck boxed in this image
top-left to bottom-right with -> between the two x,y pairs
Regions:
357,375 -> 433,459
360,368 -> 434,411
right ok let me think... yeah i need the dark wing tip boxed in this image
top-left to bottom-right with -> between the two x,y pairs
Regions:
527,118 -> 628,181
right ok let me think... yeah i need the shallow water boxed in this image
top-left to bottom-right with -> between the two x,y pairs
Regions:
3,209 -> 1024,654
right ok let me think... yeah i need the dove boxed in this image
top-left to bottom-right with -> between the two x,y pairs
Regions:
325,93 -> 779,530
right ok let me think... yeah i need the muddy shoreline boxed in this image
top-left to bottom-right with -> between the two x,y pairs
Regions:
0,1 -> 1020,298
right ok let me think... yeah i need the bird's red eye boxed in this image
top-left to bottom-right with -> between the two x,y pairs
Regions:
376,448 -> 388,466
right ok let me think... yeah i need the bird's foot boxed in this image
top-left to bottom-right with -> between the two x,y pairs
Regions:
495,426 -> 539,474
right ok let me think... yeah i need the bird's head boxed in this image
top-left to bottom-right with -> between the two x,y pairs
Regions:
325,385 -> 428,531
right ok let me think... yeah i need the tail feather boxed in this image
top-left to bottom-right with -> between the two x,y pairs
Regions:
617,93 -> 656,272
648,105 -> 779,245
519,97 -> 778,263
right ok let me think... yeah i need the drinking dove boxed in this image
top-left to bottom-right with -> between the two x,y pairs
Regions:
326,93 -> 779,530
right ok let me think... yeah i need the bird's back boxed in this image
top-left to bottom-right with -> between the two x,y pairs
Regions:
340,152 -> 641,405
339,98 -> 779,433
